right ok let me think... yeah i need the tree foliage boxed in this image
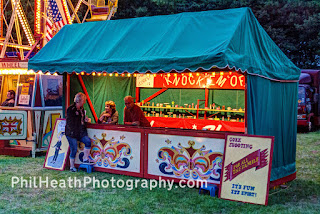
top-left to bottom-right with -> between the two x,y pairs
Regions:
113,0 -> 320,68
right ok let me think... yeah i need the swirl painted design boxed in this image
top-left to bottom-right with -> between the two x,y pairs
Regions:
158,140 -> 222,181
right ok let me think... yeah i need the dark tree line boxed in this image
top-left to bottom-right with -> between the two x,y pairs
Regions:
2,0 -> 319,68
113,0 -> 320,69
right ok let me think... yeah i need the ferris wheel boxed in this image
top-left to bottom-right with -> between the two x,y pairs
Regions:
0,0 -> 35,59
0,0 -> 119,59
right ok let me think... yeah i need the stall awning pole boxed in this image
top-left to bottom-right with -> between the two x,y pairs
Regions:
77,75 -> 98,123
142,88 -> 167,104
66,74 -> 70,107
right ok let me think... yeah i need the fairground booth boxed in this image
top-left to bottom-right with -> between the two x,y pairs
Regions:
0,60 -> 63,156
29,8 -> 300,186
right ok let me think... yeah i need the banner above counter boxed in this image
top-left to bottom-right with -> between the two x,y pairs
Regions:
136,72 -> 245,89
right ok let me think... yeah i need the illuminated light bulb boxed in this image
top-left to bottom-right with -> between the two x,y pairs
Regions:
109,73 -> 113,76
207,79 -> 212,84
196,73 -> 200,76
115,73 -> 119,77
103,73 -> 107,76
204,73 -> 208,75
212,72 -> 215,77
189,73 -> 192,77
38,71 -> 43,75
153,74 -> 156,77
147,73 -> 150,77
220,72 -> 224,75
81,72 -> 85,75
133,74 -> 136,77
174,73 -> 177,77
229,71 -> 232,75
121,73 -> 125,77
128,74 -> 131,77
97,73 -> 101,76
92,72 -> 96,76
167,74 -> 170,77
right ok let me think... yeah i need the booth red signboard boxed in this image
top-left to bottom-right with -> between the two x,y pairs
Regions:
136,72 -> 245,89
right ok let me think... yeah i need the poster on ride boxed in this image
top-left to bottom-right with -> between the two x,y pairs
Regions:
219,134 -> 274,205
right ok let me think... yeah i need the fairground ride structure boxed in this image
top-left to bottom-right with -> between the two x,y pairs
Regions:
0,0 -> 118,60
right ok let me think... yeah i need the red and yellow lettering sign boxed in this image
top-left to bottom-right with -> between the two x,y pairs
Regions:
136,72 -> 245,89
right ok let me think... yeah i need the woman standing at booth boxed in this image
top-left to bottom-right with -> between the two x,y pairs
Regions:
66,92 -> 93,172
98,100 -> 119,124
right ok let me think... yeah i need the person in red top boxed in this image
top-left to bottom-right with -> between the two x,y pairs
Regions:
123,96 -> 151,127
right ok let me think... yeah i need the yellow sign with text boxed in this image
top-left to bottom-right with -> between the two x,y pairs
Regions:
21,83 -> 30,95
219,134 -> 274,205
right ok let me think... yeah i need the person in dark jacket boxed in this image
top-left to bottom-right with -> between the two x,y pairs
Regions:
66,92 -> 93,172
1,90 -> 15,107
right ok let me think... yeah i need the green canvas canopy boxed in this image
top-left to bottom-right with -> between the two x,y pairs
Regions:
29,7 -> 299,81
29,7 -> 300,182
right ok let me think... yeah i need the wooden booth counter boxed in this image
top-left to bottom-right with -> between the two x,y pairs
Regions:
146,116 -> 245,132
75,123 -> 227,184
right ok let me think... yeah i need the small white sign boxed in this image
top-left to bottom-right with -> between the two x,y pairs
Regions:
136,74 -> 154,87
19,94 -> 30,105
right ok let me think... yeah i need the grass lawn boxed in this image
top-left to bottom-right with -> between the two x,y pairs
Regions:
0,131 -> 319,214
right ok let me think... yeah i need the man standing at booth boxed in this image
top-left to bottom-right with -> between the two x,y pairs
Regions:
66,92 -> 93,172
124,96 -> 151,127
